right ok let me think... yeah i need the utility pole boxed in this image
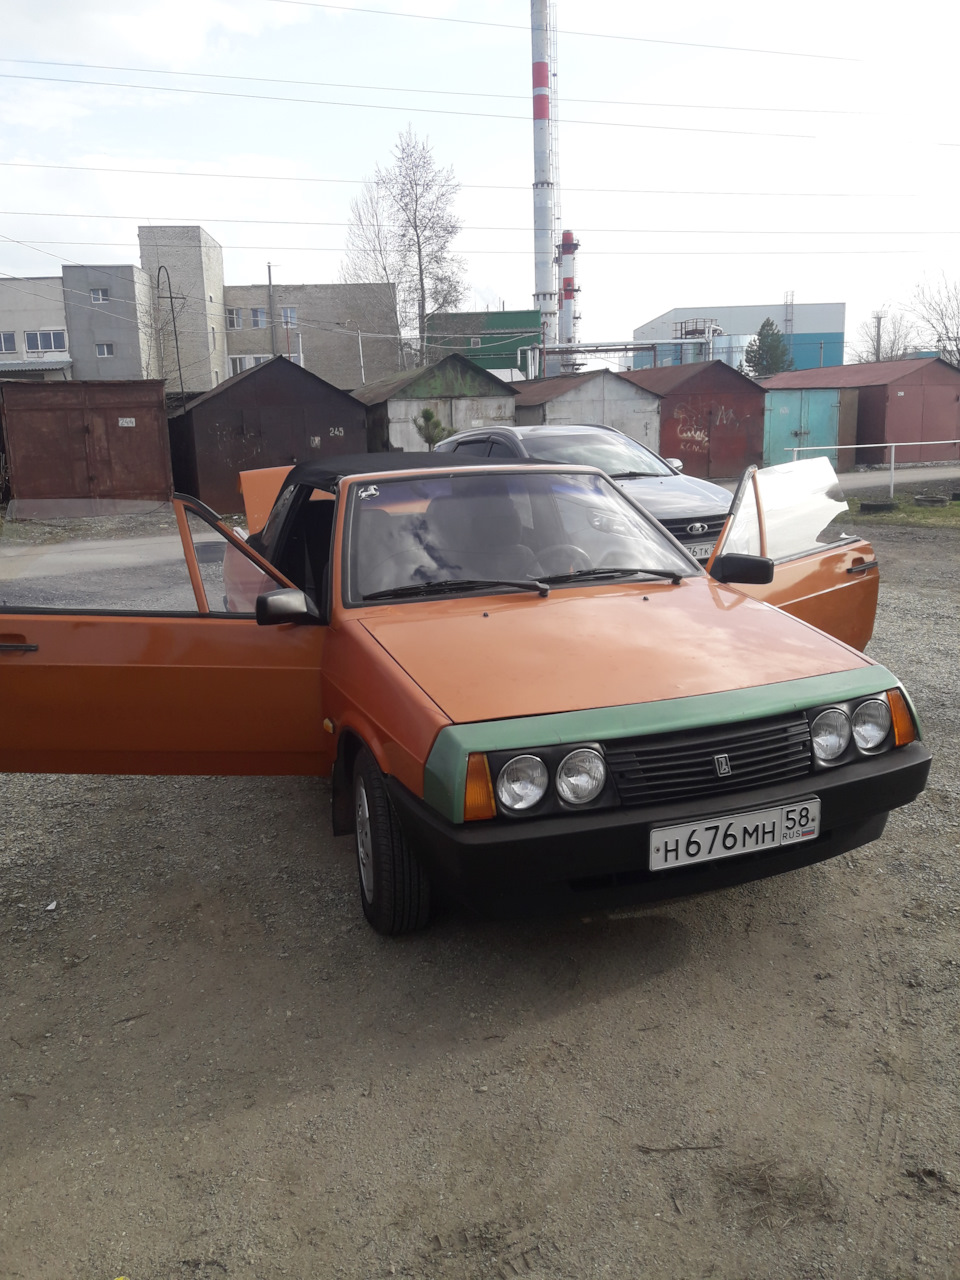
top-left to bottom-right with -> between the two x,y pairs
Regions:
267,262 -> 277,357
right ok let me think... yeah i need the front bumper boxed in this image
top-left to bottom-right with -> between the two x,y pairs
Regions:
387,741 -> 931,917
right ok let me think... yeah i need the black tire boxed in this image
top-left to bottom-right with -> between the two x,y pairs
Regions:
353,747 -> 431,935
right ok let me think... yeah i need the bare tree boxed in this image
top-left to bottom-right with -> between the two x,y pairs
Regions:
341,127 -> 465,364
852,308 -> 919,363
912,276 -> 960,366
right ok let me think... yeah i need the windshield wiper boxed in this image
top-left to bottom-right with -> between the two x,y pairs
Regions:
363,576 -> 550,601
609,470 -> 661,480
539,566 -> 683,585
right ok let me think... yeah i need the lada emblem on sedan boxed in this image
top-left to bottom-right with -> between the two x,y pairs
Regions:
687,522 -> 709,535
714,753 -> 733,776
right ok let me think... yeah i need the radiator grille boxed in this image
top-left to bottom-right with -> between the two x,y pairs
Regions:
658,513 -> 728,542
605,713 -> 812,807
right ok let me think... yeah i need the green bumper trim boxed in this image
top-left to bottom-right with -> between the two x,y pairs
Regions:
423,665 -> 904,824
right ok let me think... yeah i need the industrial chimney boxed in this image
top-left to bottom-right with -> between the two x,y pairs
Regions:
558,229 -> 580,370
531,0 -> 557,355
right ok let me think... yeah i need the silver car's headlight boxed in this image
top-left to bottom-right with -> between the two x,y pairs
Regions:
852,699 -> 892,751
497,755 -> 549,811
811,709 -> 851,761
555,748 -> 606,805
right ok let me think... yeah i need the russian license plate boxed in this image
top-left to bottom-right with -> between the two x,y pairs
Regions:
650,799 -> 821,872
686,542 -> 715,561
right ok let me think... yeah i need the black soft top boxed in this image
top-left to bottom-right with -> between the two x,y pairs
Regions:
285,451 -> 549,491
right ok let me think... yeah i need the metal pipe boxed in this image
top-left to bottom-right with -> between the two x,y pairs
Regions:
267,262 -> 277,357
156,264 -> 185,411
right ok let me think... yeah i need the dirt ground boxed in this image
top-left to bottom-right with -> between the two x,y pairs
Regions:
2,522 -> 959,1280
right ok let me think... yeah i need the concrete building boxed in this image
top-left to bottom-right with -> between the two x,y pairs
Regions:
223,281 -> 400,390
61,264 -> 158,381
138,225 -> 229,395
0,276 -> 72,381
633,302 -> 845,372
0,225 -> 408,394
512,370 -> 660,448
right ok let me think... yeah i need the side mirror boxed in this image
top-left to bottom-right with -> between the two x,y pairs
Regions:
256,587 -> 321,625
710,553 -> 775,585
665,458 -> 684,472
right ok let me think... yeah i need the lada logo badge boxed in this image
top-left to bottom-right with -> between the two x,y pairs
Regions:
714,753 -> 732,776
688,522 -> 709,535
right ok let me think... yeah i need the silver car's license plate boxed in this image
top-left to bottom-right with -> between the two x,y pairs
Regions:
685,542 -> 715,560
650,799 -> 821,872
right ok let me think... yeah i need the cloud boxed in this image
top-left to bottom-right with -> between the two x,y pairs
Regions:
2,0 -> 307,65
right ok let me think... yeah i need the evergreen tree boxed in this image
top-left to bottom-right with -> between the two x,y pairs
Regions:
744,317 -> 794,377
413,407 -> 454,451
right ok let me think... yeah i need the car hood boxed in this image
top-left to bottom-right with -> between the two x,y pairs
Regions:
614,472 -> 731,518
357,580 -> 872,724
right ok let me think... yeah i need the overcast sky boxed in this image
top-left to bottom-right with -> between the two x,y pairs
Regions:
2,0 -> 959,367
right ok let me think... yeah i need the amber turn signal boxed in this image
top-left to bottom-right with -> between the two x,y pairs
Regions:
464,752 -> 496,821
887,688 -> 917,746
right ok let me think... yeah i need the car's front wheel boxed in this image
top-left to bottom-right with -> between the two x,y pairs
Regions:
353,747 -> 431,935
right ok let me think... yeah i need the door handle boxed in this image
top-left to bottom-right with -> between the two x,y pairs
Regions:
846,560 -> 879,575
0,635 -> 38,652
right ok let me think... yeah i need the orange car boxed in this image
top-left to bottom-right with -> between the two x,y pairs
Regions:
0,455 -> 930,934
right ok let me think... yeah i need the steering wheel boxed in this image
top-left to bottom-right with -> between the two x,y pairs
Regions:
532,544 -> 592,576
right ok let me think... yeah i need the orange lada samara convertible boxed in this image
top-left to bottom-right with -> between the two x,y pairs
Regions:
0,453 -> 930,934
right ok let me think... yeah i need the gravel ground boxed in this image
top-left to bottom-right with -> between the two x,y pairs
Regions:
1,521 -> 958,1280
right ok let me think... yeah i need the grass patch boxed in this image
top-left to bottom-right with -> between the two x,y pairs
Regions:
716,1158 -> 842,1231
842,493 -> 960,528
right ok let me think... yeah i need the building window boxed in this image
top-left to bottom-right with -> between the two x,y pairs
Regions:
251,355 -> 271,366
25,330 -> 67,352
0,332 -> 15,353
281,306 -> 297,328
251,308 -> 266,329
95,343 -> 115,357
470,338 -> 481,348
226,307 -> 242,330
90,288 -> 109,303
230,356 -> 245,376
211,326 -> 217,350
214,370 -> 220,384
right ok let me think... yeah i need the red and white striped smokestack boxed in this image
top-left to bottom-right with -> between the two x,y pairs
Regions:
558,229 -> 580,364
531,0 -> 557,350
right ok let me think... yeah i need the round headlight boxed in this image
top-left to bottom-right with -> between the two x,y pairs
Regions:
852,699 -> 892,751
811,708 -> 851,761
496,755 -> 548,811
555,748 -> 607,805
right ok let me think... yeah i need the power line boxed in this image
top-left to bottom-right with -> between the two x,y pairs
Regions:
0,73 -> 816,139
0,57 -> 865,116
3,238 -> 925,257
262,0 -> 857,61
0,211 -> 949,235
0,234 -> 405,344
0,161 -> 911,199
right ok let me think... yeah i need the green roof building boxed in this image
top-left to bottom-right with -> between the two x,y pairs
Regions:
425,309 -> 542,371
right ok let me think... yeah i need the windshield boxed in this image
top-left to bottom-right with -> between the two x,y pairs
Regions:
520,431 -> 672,477
343,469 -> 694,603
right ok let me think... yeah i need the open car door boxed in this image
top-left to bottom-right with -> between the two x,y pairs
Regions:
706,457 -> 879,652
0,495 -> 332,777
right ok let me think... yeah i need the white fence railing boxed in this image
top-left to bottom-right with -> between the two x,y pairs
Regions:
787,439 -> 960,497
